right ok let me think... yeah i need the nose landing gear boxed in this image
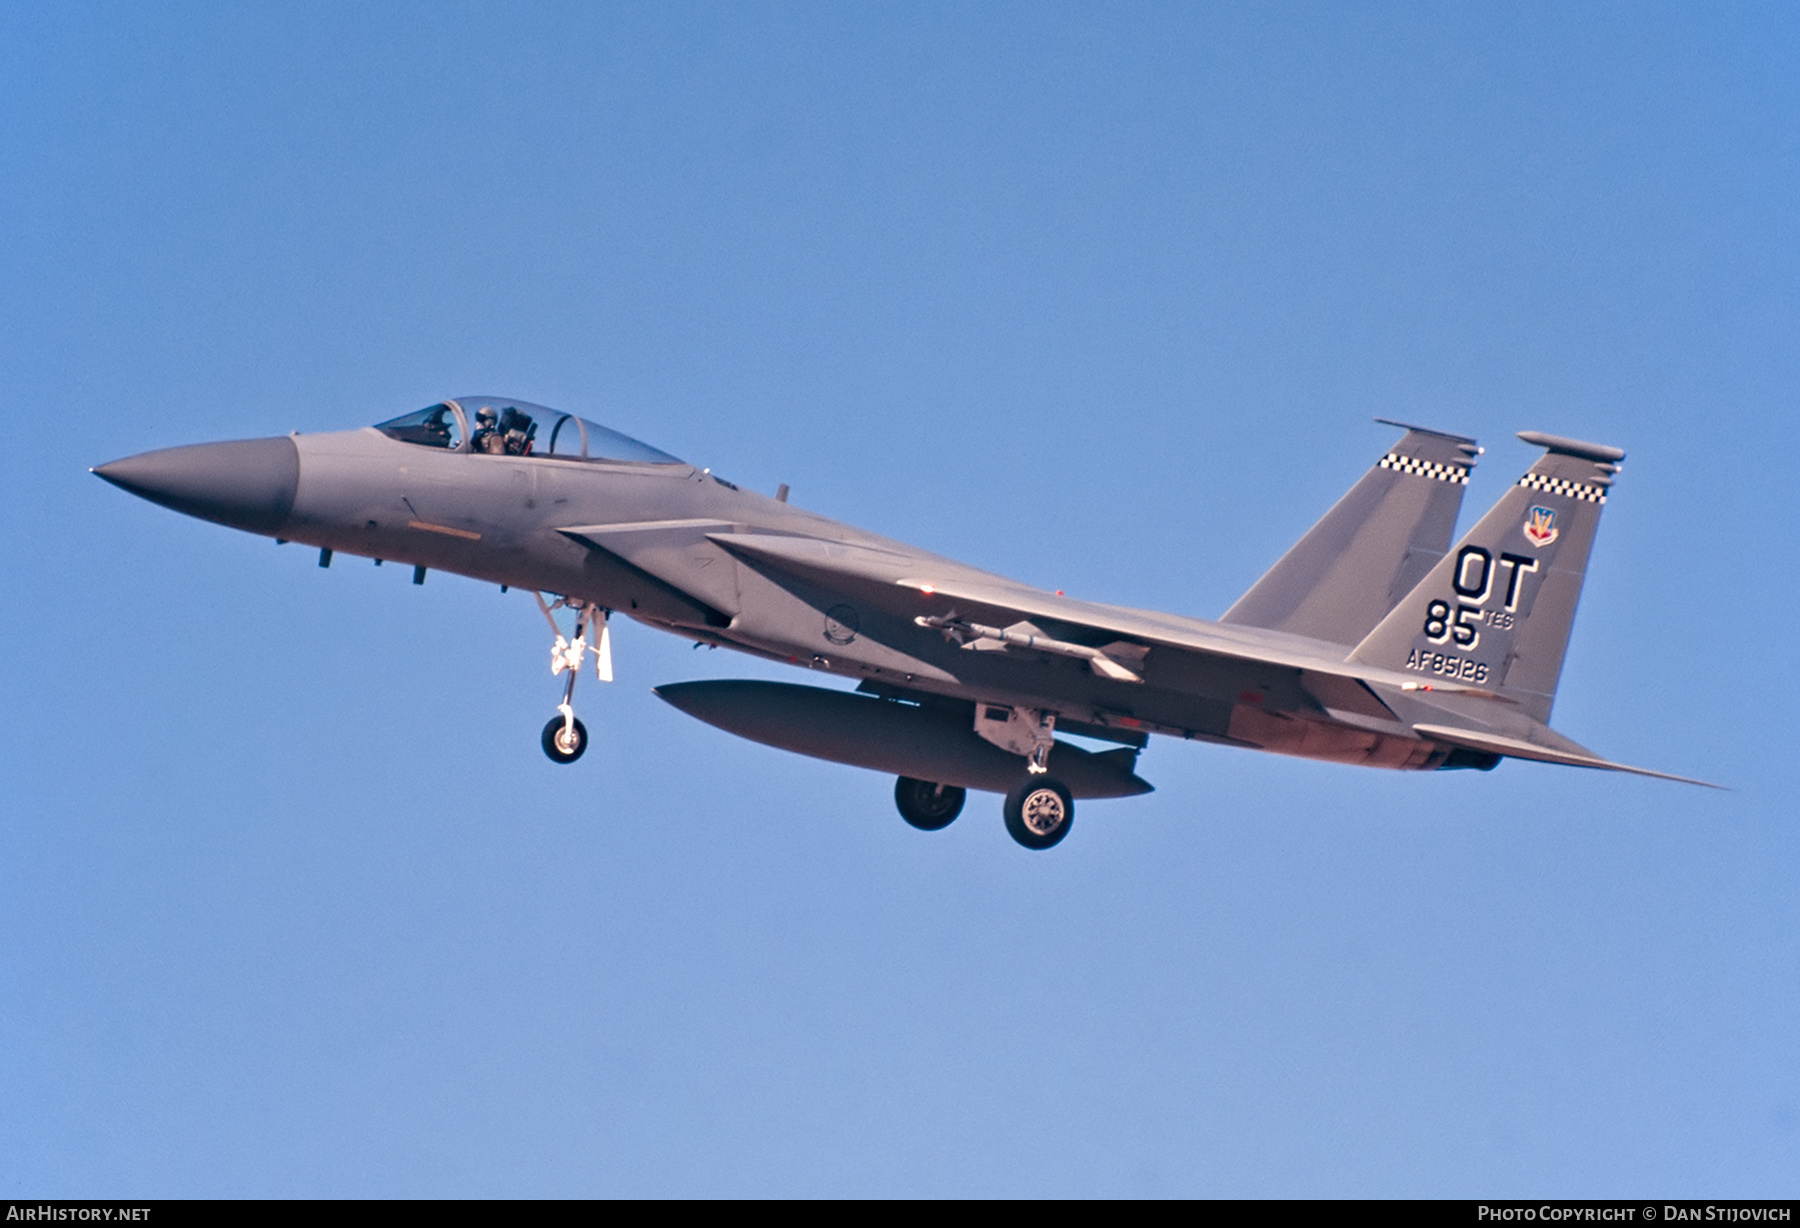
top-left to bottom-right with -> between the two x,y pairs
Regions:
534,592 -> 611,764
542,714 -> 588,763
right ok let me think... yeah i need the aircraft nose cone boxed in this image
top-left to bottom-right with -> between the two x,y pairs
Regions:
93,436 -> 300,535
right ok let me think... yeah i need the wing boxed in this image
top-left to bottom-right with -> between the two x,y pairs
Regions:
556,520 -> 1711,785
705,530 -> 1494,696
708,531 -> 1719,785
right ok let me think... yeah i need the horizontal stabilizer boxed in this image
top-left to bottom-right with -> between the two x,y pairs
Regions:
1411,723 -> 1723,789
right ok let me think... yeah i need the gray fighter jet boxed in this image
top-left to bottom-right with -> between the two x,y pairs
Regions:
94,398 -> 1715,850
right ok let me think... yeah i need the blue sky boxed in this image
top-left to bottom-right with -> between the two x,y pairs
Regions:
3,1 -> 1796,1196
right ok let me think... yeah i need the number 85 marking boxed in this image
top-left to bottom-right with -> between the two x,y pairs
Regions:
1421,599 -> 1481,648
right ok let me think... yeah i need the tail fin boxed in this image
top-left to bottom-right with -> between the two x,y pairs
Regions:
1221,420 -> 1480,645
1349,431 -> 1625,723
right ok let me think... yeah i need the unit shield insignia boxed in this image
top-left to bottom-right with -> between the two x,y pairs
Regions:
823,603 -> 860,645
1523,505 -> 1559,548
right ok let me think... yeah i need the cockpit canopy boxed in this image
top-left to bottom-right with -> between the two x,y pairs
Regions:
375,398 -> 684,465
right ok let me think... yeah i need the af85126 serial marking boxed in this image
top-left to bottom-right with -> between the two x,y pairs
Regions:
93,406 -> 1719,851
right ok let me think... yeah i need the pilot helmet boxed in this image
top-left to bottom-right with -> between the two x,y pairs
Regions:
476,407 -> 498,425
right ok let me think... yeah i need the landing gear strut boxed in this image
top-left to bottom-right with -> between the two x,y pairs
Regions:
534,593 -> 611,764
968,702 -> 1073,848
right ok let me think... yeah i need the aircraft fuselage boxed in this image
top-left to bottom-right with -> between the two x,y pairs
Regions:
96,397 -> 1707,849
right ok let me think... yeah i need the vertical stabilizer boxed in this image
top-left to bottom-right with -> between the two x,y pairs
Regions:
1349,431 -> 1625,723
1221,421 -> 1480,645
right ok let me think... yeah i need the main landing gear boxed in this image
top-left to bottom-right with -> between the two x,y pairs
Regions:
1003,776 -> 1073,850
889,702 -> 1077,848
894,777 -> 966,830
890,773 -> 1074,850
534,593 -> 611,764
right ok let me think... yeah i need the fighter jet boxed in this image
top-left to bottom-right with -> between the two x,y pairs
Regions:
93,398 -> 1715,850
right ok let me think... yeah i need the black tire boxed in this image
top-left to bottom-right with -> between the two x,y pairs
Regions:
541,715 -> 588,764
894,776 -> 966,831
1003,776 -> 1073,850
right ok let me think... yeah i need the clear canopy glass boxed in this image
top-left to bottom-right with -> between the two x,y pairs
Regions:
374,403 -> 462,449
376,398 -> 683,465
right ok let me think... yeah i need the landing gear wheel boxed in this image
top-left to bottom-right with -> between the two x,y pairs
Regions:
894,777 -> 966,831
1003,777 -> 1073,850
541,715 -> 588,764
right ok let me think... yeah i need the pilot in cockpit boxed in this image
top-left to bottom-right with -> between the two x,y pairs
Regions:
471,407 -> 506,454
499,408 -> 536,456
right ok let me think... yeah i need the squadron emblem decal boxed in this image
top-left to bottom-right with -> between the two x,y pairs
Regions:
1523,505 -> 1559,548
823,603 -> 860,645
